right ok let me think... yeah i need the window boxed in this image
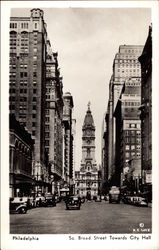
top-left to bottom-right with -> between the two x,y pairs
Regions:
35,23 -> 38,29
125,152 -> 130,158
131,145 -> 135,150
33,72 -> 37,77
131,152 -> 135,157
10,23 -> 17,29
32,122 -> 36,127
45,132 -> 49,138
45,117 -> 50,122
33,105 -> 36,110
136,138 -> 141,143
32,131 -> 36,136
130,124 -> 136,128
45,140 -> 49,146
33,56 -> 37,60
32,114 -> 36,118
33,97 -> 36,102
125,145 -> 130,150
130,131 -> 135,136
136,131 -> 141,135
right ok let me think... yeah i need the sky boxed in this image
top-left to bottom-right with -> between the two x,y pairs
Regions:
11,7 -> 151,171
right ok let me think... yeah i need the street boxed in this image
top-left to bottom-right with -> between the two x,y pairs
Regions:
10,201 -> 152,234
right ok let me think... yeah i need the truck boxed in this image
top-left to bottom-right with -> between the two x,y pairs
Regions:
109,186 -> 120,203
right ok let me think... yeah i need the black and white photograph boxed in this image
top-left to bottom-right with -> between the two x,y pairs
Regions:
1,1 -> 159,250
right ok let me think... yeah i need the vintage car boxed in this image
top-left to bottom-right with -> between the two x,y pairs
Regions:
65,196 -> 81,210
109,186 -> 120,203
35,195 -> 46,207
9,197 -> 28,214
44,193 -> 56,207
133,196 -> 148,207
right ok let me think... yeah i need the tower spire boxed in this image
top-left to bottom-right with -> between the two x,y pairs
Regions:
88,101 -> 91,111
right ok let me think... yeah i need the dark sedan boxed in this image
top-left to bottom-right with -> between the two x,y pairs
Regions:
65,196 -> 81,210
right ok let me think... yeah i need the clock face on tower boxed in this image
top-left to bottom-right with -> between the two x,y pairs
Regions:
87,139 -> 91,144
86,129 -> 91,136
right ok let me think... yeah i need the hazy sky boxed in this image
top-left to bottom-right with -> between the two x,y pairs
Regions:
11,7 -> 151,171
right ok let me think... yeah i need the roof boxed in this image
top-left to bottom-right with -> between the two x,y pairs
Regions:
83,103 -> 95,129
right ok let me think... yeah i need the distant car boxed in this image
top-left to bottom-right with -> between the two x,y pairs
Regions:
65,196 -> 81,210
95,195 -> 102,202
35,195 -> 46,207
9,197 -> 28,214
109,186 -> 120,203
45,193 -> 56,207
133,196 -> 148,207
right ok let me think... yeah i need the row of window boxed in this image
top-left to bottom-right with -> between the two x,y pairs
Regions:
10,71 -> 38,78
123,102 -> 140,107
125,82 -> 141,86
10,22 -> 39,30
124,137 -> 141,143
116,59 -> 139,63
117,63 -> 140,67
117,69 -> 140,72
124,130 -> 141,136
9,96 -> 37,102
125,144 -> 141,150
125,152 -> 141,158
10,81 -> 37,87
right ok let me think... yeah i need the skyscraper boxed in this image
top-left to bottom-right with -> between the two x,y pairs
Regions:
105,45 -> 143,185
10,9 -> 52,194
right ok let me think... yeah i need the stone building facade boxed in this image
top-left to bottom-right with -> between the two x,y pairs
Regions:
63,92 -> 74,193
45,41 -> 64,194
9,115 -> 34,197
114,77 -> 142,190
138,26 -> 152,196
75,103 -> 98,199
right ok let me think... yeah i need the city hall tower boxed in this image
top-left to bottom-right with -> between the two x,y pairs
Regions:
75,102 -> 98,199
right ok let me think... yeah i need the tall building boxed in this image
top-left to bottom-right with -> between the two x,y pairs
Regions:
45,42 -> 64,194
106,45 -> 143,185
75,103 -> 98,199
63,92 -> 74,193
101,114 -> 109,194
9,9 -> 49,194
114,77 -> 141,190
138,26 -> 152,199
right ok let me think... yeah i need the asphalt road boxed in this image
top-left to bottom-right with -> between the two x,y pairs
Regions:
10,201 -> 152,234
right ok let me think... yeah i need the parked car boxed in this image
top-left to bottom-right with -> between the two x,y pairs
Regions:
9,197 -> 28,214
133,196 -> 148,207
35,195 -> 46,207
65,196 -> 81,210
